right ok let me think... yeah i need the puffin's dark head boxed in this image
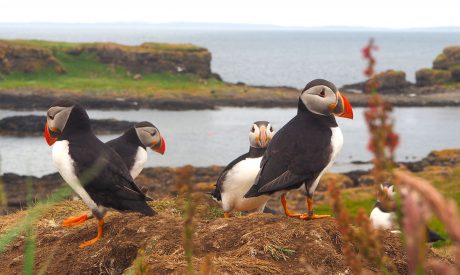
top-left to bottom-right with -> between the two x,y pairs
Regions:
377,184 -> 396,212
44,99 -> 89,146
249,121 -> 275,148
379,184 -> 396,201
134,121 -> 166,155
299,79 -> 353,119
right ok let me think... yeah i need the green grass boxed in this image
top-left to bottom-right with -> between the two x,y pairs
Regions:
315,186 -> 376,217
0,39 -> 78,50
263,244 -> 296,261
0,40 -> 224,97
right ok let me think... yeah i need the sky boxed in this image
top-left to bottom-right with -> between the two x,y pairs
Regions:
2,0 -> 460,29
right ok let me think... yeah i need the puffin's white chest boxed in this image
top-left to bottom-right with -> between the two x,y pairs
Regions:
52,140 -> 98,210
221,157 -> 269,212
130,147 -> 147,179
52,141 -> 79,185
307,127 -> 343,194
370,207 -> 396,230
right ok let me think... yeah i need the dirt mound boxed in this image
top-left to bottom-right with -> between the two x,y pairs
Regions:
0,198 -> 446,274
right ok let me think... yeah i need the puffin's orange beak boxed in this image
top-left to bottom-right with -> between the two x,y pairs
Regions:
332,91 -> 354,119
152,136 -> 166,155
44,121 -> 58,146
257,127 -> 269,148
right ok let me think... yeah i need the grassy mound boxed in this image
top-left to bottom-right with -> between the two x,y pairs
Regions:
0,198 -> 446,274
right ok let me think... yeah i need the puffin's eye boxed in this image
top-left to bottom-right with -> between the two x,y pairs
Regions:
270,126 -> 273,132
251,126 -> 255,132
319,89 -> 326,98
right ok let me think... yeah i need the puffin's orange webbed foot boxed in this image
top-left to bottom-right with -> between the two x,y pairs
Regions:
280,194 -> 304,217
79,219 -> 104,249
223,212 -> 230,218
63,214 -> 89,227
299,214 -> 331,220
299,196 -> 331,220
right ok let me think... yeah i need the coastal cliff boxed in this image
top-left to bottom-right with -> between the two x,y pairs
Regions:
0,40 -> 214,79
66,42 -> 215,79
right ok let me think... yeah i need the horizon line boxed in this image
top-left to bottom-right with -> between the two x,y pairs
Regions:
0,22 -> 459,31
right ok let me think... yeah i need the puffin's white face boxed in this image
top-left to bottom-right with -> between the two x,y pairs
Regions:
300,82 -> 353,119
249,121 -> 275,148
300,85 -> 337,116
45,105 -> 74,145
135,125 -> 166,155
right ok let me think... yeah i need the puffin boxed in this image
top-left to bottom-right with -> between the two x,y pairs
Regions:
370,184 -> 445,243
211,121 -> 275,218
244,79 -> 353,219
106,121 -> 165,179
370,184 -> 398,230
44,99 -> 155,248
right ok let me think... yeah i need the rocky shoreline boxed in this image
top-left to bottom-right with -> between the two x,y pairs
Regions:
1,85 -> 460,111
0,115 -> 137,136
2,149 -> 459,215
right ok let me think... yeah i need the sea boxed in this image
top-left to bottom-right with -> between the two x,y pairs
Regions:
1,107 -> 459,176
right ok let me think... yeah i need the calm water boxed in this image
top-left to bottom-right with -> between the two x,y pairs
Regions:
0,107 -> 459,176
0,26 -> 459,87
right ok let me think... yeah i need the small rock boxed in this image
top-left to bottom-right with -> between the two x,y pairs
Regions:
133,74 -> 143,81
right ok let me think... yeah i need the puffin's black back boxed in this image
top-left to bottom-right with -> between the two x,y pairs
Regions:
245,102 -> 336,197
58,101 -> 155,216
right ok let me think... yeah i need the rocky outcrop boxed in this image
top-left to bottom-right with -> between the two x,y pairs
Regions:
0,41 -> 64,74
342,70 -> 411,94
416,45 -> 460,86
402,149 -> 460,172
67,42 -> 215,79
370,70 -> 411,92
433,46 -> 460,70
0,115 -> 135,136
415,68 -> 452,86
451,66 -> 460,82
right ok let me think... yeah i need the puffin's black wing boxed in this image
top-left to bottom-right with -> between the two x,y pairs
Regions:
69,135 -> 155,216
426,227 -> 445,243
211,152 -> 249,201
245,114 -> 332,197
105,135 -> 138,172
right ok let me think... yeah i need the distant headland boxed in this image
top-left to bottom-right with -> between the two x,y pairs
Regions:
1,39 -> 460,110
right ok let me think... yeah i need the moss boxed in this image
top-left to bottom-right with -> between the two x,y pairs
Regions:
416,68 -> 451,86
433,53 -> 447,66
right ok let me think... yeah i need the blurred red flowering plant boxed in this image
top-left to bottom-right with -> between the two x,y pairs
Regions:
362,39 -> 399,187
